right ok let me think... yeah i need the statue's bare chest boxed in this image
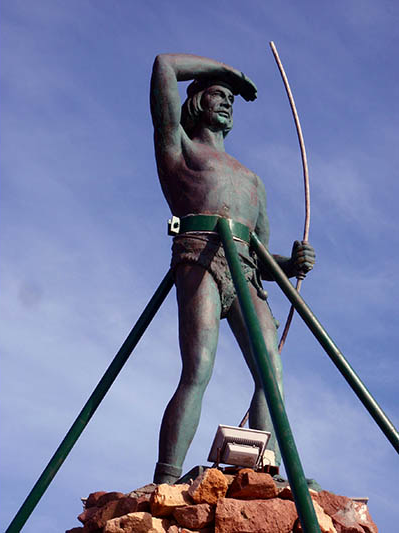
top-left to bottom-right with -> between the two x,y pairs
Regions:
181,144 -> 257,190
159,141 -> 260,221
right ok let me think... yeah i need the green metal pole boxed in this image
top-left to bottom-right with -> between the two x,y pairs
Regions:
217,219 -> 321,533
251,233 -> 399,454
6,270 -> 174,533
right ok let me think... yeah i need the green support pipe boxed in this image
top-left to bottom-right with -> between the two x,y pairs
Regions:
217,219 -> 321,533
6,270 -> 174,533
251,233 -> 399,454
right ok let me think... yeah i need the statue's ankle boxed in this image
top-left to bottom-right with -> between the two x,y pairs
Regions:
153,461 -> 182,484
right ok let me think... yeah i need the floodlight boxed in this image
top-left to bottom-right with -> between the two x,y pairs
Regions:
208,425 -> 272,469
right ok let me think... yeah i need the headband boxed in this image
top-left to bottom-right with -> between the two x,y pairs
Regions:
186,78 -> 237,98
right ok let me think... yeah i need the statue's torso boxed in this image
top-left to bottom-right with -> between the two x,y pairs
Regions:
157,138 -> 261,231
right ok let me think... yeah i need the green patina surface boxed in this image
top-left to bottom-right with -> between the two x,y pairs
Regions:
150,54 -> 315,484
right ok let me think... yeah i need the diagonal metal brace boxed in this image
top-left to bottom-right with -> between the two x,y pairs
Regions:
251,232 -> 399,454
217,218 -> 321,533
6,270 -> 174,533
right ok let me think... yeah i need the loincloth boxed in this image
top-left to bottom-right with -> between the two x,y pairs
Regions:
171,232 -> 268,319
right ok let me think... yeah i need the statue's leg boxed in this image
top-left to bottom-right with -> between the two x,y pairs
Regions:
227,285 -> 283,465
154,264 -> 221,484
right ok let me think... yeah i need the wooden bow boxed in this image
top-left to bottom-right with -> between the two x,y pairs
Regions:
269,41 -> 311,354
239,42 -> 310,427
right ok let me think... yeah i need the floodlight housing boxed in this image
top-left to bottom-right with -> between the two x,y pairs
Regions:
208,425 -> 272,468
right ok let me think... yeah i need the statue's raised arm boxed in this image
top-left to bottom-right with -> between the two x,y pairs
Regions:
150,53 -> 257,148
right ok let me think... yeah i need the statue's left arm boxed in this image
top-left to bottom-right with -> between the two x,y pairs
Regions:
255,179 -> 315,281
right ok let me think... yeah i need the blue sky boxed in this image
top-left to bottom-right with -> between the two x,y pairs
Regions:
1,1 -> 398,531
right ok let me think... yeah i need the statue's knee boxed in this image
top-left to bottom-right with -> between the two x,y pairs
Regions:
180,368 -> 210,390
182,369 -> 211,390
181,350 -> 214,389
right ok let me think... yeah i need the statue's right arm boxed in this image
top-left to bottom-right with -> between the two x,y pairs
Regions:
150,54 -> 257,147
150,55 -> 184,148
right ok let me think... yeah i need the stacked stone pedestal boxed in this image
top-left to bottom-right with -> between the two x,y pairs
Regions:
66,468 -> 378,533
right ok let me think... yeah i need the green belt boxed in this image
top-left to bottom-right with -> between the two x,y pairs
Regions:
168,214 -> 252,244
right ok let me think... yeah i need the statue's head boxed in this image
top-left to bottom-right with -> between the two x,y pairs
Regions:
181,78 -> 237,138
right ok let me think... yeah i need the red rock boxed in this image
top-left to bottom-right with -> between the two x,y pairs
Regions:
228,468 -> 277,500
78,506 -> 98,525
103,511 -> 171,533
215,497 -> 297,533
173,503 -> 215,529
133,495 -> 151,513
85,491 -> 107,508
294,500 -> 337,533
133,495 -> 152,514
353,501 -> 378,533
313,500 -> 337,533
223,474 -> 236,487
332,509 -> 365,532
314,490 -> 379,533
278,485 -> 318,501
188,468 -> 228,505
314,491 -> 353,517
331,500 -> 373,533
181,528 -> 213,533
96,492 -> 125,508
277,485 -> 294,500
84,496 -> 144,531
151,483 -> 193,517
127,483 -> 157,499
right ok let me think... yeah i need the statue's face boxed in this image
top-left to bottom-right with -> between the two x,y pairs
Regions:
200,85 -> 234,132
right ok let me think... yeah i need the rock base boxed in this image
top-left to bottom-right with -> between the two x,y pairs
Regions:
66,468 -> 378,533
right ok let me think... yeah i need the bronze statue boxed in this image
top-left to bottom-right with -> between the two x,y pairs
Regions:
150,54 -> 315,484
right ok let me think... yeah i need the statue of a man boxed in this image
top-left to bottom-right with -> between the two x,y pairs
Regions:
150,54 -> 315,484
